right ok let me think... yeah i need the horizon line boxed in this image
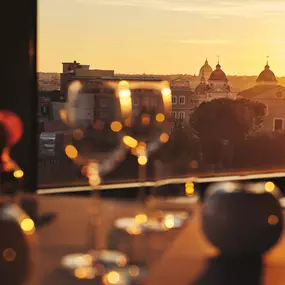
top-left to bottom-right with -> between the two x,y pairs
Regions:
37,71 -> 285,78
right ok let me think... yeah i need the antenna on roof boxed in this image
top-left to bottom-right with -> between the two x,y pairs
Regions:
217,54 -> 220,64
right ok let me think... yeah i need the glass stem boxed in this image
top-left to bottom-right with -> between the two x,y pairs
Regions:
138,162 -> 147,207
87,189 -> 102,252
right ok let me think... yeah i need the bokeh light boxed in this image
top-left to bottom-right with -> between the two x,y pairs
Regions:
111,121 -> 123,133
13,169 -> 24,179
20,218 -> 35,235
65,145 -> 78,159
138,155 -> 148,166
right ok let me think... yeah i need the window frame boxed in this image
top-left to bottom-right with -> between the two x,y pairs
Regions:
178,111 -> 186,120
179,96 -> 185,105
273,118 -> 284,132
171,111 -> 177,120
172,96 -> 177,105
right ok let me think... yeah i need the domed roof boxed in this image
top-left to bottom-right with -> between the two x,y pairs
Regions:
195,82 -> 208,95
195,72 -> 208,95
199,59 -> 213,77
256,62 -> 277,84
209,63 -> 228,81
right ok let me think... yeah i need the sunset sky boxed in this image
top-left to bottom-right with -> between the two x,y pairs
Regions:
39,0 -> 285,76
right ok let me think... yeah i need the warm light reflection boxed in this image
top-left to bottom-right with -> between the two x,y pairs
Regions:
185,182 -> 195,196
161,86 -> 172,113
1,147 -> 18,172
87,162 -> 101,187
74,267 -> 96,279
93,120 -> 105,131
65,145 -> 78,159
160,133 -> 169,143
131,148 -> 137,156
156,113 -> 165,123
13,169 -> 24,179
138,155 -> 148,166
3,248 -> 16,262
164,215 -> 175,229
59,109 -> 67,123
135,142 -> 147,156
106,271 -> 120,284
124,117 -> 132,127
123,136 -> 138,148
141,114 -> 151,126
135,213 -> 148,224
20,218 -> 35,235
118,81 -> 132,119
116,255 -> 127,267
81,166 -> 88,176
126,226 -> 142,235
265,181 -> 275,193
119,90 -> 131,98
69,80 -> 82,93
161,88 -> 171,97
111,121 -> 123,132
89,176 -> 101,187
73,129 -> 84,140
128,265 -> 140,277
268,215 -> 279,225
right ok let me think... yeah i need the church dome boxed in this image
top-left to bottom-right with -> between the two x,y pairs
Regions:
195,82 -> 208,95
209,63 -> 228,81
256,62 -> 277,85
195,72 -> 208,95
199,59 -> 213,78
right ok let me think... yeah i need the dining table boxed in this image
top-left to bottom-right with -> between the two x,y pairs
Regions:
36,195 -> 285,285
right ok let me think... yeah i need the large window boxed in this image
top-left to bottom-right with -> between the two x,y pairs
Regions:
38,0 -> 285,190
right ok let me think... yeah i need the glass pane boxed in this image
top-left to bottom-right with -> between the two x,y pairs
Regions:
38,0 -> 285,189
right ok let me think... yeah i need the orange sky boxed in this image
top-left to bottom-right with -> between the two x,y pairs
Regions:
38,0 -> 285,76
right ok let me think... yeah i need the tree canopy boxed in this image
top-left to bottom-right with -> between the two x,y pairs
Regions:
190,98 -> 266,142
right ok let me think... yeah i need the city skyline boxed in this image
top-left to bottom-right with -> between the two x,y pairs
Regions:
39,0 -> 285,76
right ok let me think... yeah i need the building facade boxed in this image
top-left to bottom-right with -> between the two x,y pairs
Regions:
170,78 -> 195,127
238,61 -> 285,133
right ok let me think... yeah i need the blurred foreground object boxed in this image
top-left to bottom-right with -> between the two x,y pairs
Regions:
0,111 -> 24,193
0,201 -> 38,285
202,182 -> 283,256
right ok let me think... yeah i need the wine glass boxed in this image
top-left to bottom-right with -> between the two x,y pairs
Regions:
109,80 -> 172,223
59,80 -> 132,279
106,80 -> 191,268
